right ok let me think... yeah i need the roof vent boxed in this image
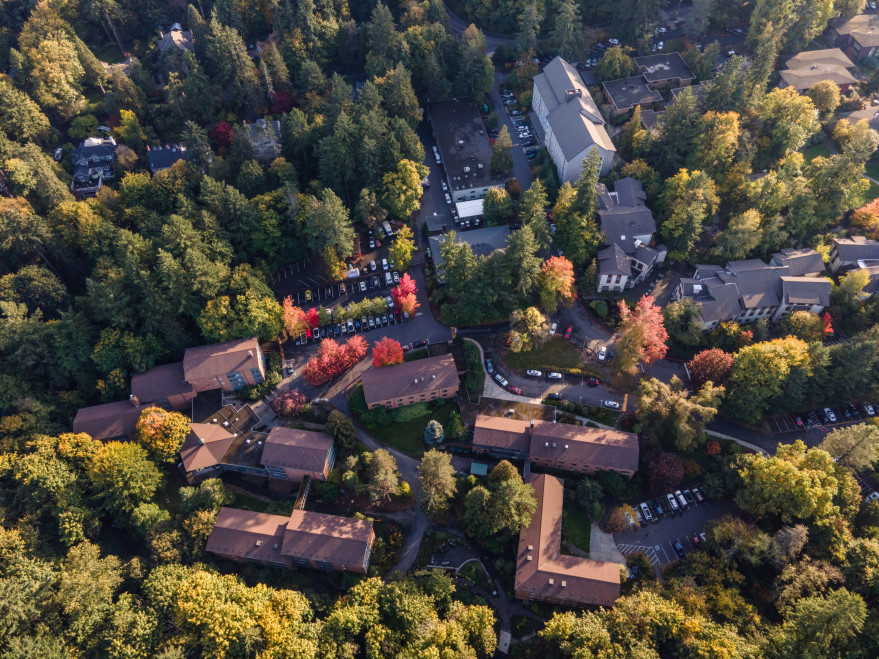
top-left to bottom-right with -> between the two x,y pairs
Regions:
212,418 -> 217,423
458,139 -> 464,145
464,166 -> 470,173
564,444 -> 569,449
545,442 -> 549,447
549,578 -> 554,585
414,378 -> 419,383
527,555 -> 533,561
432,374 -> 436,379
274,543 -> 279,549
528,544 -> 533,550
561,580 -> 567,587
248,350 -> 254,357
552,442 -> 557,448
255,540 -> 262,546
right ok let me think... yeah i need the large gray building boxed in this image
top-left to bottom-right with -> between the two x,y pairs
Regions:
427,97 -> 504,203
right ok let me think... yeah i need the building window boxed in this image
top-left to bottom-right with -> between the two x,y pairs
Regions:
226,371 -> 246,389
250,367 -> 264,383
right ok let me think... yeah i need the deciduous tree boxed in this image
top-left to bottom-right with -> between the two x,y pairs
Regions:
538,256 -> 576,314
134,407 -> 190,462
508,306 -> 551,352
662,297 -> 705,348
372,336 -> 404,367
614,295 -> 668,371
491,126 -> 513,174
381,159 -> 429,221
688,348 -> 735,390
366,448 -> 400,503
659,169 -> 718,261
391,273 -> 420,317
646,451 -> 685,493
595,46 -> 636,82
88,442 -> 163,515
819,423 -> 879,472
388,225 -> 416,271
418,449 -> 456,516
711,209 -> 762,261
638,376 -> 724,451
282,298 -> 309,336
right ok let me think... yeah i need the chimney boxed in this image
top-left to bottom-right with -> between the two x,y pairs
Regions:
129,394 -> 140,406
565,88 -> 583,102
548,578 -> 554,585
198,437 -> 205,445
561,580 -> 566,587
528,545 -> 533,550
527,555 -> 533,561
248,350 -> 254,357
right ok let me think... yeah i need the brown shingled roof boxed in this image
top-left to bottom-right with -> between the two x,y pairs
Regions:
360,354 -> 459,406
261,427 -> 332,473
205,507 -> 290,566
183,338 -> 261,382
472,415 -> 532,453
531,421 -> 639,473
282,510 -> 374,565
179,422 -> 236,472
72,400 -> 153,441
516,474 -> 620,607
130,362 -> 194,403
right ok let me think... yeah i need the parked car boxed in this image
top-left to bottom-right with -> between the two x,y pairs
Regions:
526,369 -> 543,377
334,323 -> 341,336
675,490 -> 688,509
546,392 -> 563,400
625,512 -> 636,528
691,535 -> 701,548
564,326 -> 573,339
598,346 -> 607,361
791,413 -> 803,427
867,491 -> 879,502
692,487 -> 705,503
486,359 -> 495,374
824,407 -> 837,423
507,385 -> 522,395
673,541 -> 686,559
683,489 -> 696,505
650,498 -> 664,517
666,493 -> 680,513
494,374 -> 509,387
548,372 -> 563,380
368,316 -> 375,329
359,281 -> 367,292
608,38 -> 619,45
603,400 -> 620,409
549,322 -> 558,335
393,271 -> 400,284
347,320 -> 355,333
640,503 -> 655,523
586,376 -> 600,386
865,403 -> 876,416
361,316 -> 368,330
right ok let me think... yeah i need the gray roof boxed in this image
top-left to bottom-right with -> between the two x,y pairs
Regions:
633,244 -> 659,267
781,277 -> 831,307
833,236 -> 879,262
861,264 -> 879,295
832,14 -> 879,48
147,144 -> 187,174
678,276 -> 742,324
639,108 -> 664,130
426,213 -> 452,234
598,244 -> 631,276
71,137 -> 116,183
428,97 -> 504,194
428,226 -> 511,270
779,65 -> 857,91
670,83 -> 707,104
614,177 -> 646,206
785,48 -> 855,70
842,107 -> 879,132
535,57 -> 603,121
633,53 -> 696,83
601,76 -> 663,111
770,248 -> 825,276
597,177 -> 656,254
546,96 -> 616,157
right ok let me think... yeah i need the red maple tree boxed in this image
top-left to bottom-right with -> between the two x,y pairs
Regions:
305,308 -> 320,329
687,348 -> 734,391
271,390 -> 307,416
822,312 -> 834,336
210,121 -> 233,147
372,337 -> 404,367
270,90 -> 295,113
391,273 -> 420,317
539,256 -> 576,312
615,295 -> 668,370
282,297 -> 308,336
302,336 -> 369,386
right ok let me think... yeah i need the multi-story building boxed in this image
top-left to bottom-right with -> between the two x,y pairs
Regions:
515,474 -> 620,607
206,507 -> 375,573
829,236 -> 879,273
70,136 -> 117,195
361,354 -> 460,410
146,144 -> 188,174
830,14 -> 879,60
532,56 -> 616,179
260,427 -> 336,482
472,415 -> 639,478
779,48 -> 857,93
182,337 -> 266,393
72,398 -> 154,441
632,53 -> 696,89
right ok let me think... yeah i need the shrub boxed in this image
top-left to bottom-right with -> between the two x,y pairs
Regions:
446,411 -> 465,441
399,480 -> 412,498
596,471 -> 639,500
271,390 -> 306,416
315,480 -> 341,504
393,402 -> 430,423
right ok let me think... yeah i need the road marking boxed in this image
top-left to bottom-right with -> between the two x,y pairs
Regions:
622,393 -> 628,412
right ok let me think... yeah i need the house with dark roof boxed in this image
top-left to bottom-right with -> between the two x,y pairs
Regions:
428,226 -> 510,277
130,362 -> 196,411
428,97 -> 504,202
595,178 -> 665,292
206,507 -> 375,573
779,48 -> 857,93
673,255 -> 831,329
146,144 -> 188,174
179,422 -> 237,474
770,248 -> 826,277
831,14 -> 879,60
261,427 -> 336,482
183,337 -> 265,393
70,136 -> 117,195
243,119 -> 282,161
633,53 -> 696,89
515,474 -> 620,607
360,354 -> 460,409
472,414 -> 639,478
601,76 -> 663,113
829,236 -> 879,273
639,108 -> 664,130
72,398 -> 153,441
532,56 -> 616,178
157,23 -> 193,53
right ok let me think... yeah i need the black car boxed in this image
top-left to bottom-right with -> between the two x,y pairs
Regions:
650,498 -> 664,517
412,340 -> 429,348
546,392 -> 563,400
334,323 -> 341,336
673,541 -> 686,559
526,153 -> 537,160
847,404 -> 860,419
683,489 -> 696,505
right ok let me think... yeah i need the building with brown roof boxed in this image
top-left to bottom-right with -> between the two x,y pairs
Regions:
261,427 -> 335,482
361,354 -> 459,409
72,399 -> 153,441
130,362 -> 196,411
831,14 -> 879,60
206,507 -> 375,573
515,474 -> 620,607
183,338 -> 266,393
472,415 -> 639,478
179,422 -> 237,475
779,48 -> 857,93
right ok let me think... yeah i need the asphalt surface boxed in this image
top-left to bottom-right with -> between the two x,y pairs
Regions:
487,72 -> 535,190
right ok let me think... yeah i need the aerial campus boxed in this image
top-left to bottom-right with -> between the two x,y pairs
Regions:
3,0 -> 879,656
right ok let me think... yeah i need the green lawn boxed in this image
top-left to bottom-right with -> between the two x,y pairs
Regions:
803,142 -> 831,162
865,178 -> 879,203
865,159 -> 879,181
371,403 -> 457,456
504,337 -> 585,374
562,503 -> 592,553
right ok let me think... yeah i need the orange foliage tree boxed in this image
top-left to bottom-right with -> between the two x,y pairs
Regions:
372,337 -> 404,367
302,335 -> 369,386
538,255 -> 576,313
391,273 -> 420,317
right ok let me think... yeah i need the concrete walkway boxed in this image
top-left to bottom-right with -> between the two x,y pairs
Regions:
466,338 -> 546,405
590,523 -> 626,564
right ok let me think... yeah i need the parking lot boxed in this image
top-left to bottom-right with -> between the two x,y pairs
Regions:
614,497 -> 737,568
767,403 -> 877,435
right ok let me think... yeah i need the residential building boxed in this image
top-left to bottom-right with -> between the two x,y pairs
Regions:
673,255 -> 831,329
72,398 -> 153,441
831,14 -> 879,60
261,427 -> 336,482
146,144 -> 188,174
242,118 -> 282,161
70,136 -> 117,195
182,337 -> 265,393
670,82 -> 708,104
770,248 -> 826,277
595,178 -> 666,292
633,53 -> 696,89
157,23 -> 193,52
427,97 -> 504,202
428,225 -> 510,277
130,362 -> 197,411
361,354 -> 460,410
779,48 -> 856,93
532,56 -> 616,179
601,76 -> 663,113
206,507 -> 375,573
829,236 -> 879,273
472,415 -> 639,478
179,422 -> 237,475
842,106 -> 879,131
639,108 -> 664,131
515,474 -> 620,607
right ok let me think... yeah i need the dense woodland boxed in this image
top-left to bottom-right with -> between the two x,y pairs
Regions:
2,0 -> 879,656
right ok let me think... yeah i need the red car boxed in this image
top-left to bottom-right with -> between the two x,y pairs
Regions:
791,413 -> 803,427
507,385 -> 522,395
564,325 -> 573,339
586,376 -> 600,386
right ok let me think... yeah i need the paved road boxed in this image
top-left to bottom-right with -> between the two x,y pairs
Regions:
487,72 -> 535,189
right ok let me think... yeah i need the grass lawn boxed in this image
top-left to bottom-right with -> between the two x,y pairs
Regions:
562,502 -> 592,553
371,403 -> 457,456
865,159 -> 879,181
503,337 -> 584,373
865,178 -> 879,203
803,142 -> 831,162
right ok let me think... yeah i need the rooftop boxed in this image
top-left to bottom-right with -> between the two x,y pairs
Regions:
597,177 -> 656,254
832,14 -> 879,48
179,422 -> 236,472
785,48 -> 855,70
428,226 -> 511,270
516,474 -> 620,607
770,248 -> 826,276
779,65 -> 857,91
261,427 -> 333,474
72,400 -> 152,441
633,53 -> 696,83
146,144 -> 188,174
361,354 -> 460,406
601,76 -> 663,112
131,361 -> 194,405
183,338 -> 262,383
639,108 -> 664,130
192,402 -> 265,468
157,23 -> 193,52
428,97 -> 504,194
833,235 -> 879,261
598,244 -> 631,277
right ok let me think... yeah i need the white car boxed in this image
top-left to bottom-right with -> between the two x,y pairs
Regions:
625,512 -> 636,528
864,403 -> 875,416
393,271 -> 400,284
548,372 -> 563,380
494,374 -> 509,387
866,491 -> 879,502
386,296 -> 394,308
549,322 -> 558,335
824,407 -> 837,423
603,400 -> 620,410
657,26 -> 667,33
444,193 -> 452,205
598,346 -> 607,361
382,258 -> 389,270
370,260 -> 376,271
657,41 -> 664,50
526,369 -> 543,377
442,181 -> 448,192
608,38 -> 619,45
359,281 -> 367,292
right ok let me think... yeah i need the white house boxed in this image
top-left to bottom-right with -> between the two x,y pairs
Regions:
532,57 -> 616,180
